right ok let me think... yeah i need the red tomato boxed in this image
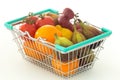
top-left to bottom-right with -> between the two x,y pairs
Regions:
25,16 -> 38,24
35,16 -> 55,29
19,23 -> 37,37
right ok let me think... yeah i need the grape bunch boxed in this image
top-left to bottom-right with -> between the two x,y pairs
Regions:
63,8 -> 74,19
58,8 -> 75,31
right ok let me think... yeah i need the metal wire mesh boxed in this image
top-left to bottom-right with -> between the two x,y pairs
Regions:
11,29 -> 106,78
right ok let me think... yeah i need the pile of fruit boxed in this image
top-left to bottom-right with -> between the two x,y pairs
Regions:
19,8 -> 102,46
20,8 -> 103,77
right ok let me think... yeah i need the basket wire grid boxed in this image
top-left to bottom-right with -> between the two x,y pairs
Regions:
10,26 -> 106,78
4,9 -> 112,78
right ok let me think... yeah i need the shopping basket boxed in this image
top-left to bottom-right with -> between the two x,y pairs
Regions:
4,9 -> 112,78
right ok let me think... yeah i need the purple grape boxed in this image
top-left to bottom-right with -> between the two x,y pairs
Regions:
63,8 -> 74,19
58,15 -> 74,31
58,15 -> 69,25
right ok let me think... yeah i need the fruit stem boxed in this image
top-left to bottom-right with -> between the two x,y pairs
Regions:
28,12 -> 34,17
23,12 -> 35,24
77,19 -> 82,23
79,20 -> 86,30
38,14 -> 44,19
73,21 -> 78,32
54,33 -> 59,39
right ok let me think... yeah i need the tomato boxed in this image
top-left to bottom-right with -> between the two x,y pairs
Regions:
19,23 -> 37,37
35,16 -> 55,29
25,16 -> 38,24
23,12 -> 39,25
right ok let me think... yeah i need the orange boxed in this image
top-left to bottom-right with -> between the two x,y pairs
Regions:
23,40 -> 45,61
34,25 -> 62,43
35,41 -> 55,55
51,58 -> 79,77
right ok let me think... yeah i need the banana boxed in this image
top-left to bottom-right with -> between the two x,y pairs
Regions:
54,34 -> 73,47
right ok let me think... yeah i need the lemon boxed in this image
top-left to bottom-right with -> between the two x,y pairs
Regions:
56,25 -> 73,40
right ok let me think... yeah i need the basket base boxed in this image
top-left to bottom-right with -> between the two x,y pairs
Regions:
22,55 -> 95,78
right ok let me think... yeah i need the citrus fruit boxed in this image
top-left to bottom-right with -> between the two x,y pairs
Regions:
23,40 -> 45,60
56,25 -> 73,40
35,41 -> 54,55
34,25 -> 62,43
51,58 -> 79,76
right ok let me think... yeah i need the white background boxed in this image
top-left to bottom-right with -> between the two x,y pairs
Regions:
0,0 -> 120,80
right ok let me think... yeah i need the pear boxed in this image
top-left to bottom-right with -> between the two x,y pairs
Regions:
71,25 -> 86,44
79,50 -> 95,66
54,34 -> 73,47
87,51 -> 95,63
80,22 -> 102,39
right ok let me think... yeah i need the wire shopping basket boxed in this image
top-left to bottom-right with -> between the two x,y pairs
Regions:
4,9 -> 112,78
